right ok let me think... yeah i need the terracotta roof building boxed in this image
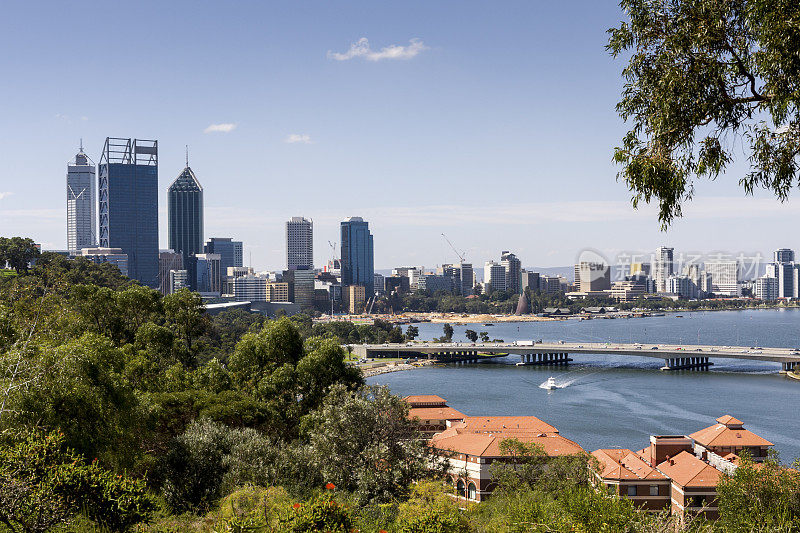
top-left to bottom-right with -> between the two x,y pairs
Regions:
689,415 -> 773,462
404,395 -> 465,437
656,450 -> 723,519
591,448 -> 671,511
428,414 -> 584,502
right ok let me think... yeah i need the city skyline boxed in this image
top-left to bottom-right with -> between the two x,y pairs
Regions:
4,2 -> 800,270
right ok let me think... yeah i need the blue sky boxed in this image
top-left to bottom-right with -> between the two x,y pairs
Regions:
1,1 -> 798,271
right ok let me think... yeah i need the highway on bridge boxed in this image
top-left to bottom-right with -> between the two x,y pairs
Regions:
350,341 -> 800,372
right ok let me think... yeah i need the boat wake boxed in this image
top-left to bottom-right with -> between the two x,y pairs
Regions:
539,377 -> 576,390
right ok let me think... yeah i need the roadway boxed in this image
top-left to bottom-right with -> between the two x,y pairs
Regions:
350,341 -> 800,368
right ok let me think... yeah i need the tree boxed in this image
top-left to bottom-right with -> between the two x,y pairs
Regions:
405,325 -> 419,341
0,237 -> 40,275
609,1 -> 800,227
464,329 -> 478,343
163,288 -> 209,365
386,325 -> 404,343
0,430 -> 155,532
442,323 -> 454,342
479,331 -> 490,342
297,385 -> 436,504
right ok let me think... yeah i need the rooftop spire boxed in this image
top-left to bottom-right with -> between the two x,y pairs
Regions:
79,138 -> 83,153
185,145 -> 189,167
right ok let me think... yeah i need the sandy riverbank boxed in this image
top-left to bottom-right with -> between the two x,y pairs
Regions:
360,361 -> 432,377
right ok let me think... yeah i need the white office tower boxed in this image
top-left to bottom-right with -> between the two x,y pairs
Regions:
654,247 -> 674,293
66,145 -> 96,252
754,275 -> 778,301
705,260 -> 740,297
286,216 -> 313,270
484,261 -> 506,293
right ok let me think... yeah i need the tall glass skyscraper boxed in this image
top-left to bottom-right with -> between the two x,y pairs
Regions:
98,138 -> 159,288
204,237 -> 243,275
340,216 -> 374,297
286,216 -> 313,270
168,165 -> 204,265
66,144 -> 96,252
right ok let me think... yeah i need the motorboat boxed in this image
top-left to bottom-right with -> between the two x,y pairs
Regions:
543,376 -> 558,390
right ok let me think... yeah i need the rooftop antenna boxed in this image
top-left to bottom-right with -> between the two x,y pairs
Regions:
79,138 -> 83,153
185,145 -> 189,167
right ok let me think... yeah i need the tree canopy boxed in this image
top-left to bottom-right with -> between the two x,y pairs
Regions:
609,0 -> 800,226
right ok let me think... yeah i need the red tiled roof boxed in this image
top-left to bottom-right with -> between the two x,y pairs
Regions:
404,395 -> 447,407
455,416 -> 559,435
592,449 -> 668,481
656,451 -> 723,488
431,427 -> 584,458
690,421 -> 773,448
716,415 -> 743,426
408,406 -> 465,421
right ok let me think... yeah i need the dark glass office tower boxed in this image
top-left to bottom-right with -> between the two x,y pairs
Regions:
168,165 -> 204,265
340,216 -> 374,297
98,138 -> 159,287
204,237 -> 242,274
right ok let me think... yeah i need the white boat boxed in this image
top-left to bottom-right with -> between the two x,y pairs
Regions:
543,376 -> 557,390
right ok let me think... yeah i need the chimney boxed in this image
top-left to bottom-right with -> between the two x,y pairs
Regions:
650,436 -> 694,465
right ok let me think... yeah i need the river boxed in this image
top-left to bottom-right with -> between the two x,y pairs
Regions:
366,308 -> 800,462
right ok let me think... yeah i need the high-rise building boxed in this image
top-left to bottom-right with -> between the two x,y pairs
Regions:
417,274 -> 455,294
630,262 -> 651,277
169,269 -> 188,294
705,261 -> 740,297
168,164 -> 204,265
667,275 -> 697,299
754,275 -> 779,301
286,217 -> 313,270
459,263 -> 474,296
284,267 -> 316,309
520,270 -> 540,293
204,237 -> 243,274
484,261 -> 506,293
98,138 -> 159,287
772,248 -> 796,299
187,253 -> 222,294
575,262 -> 611,292
654,247 -> 674,293
539,275 -> 564,294
233,274 -> 267,302
500,251 -> 522,294
340,217 -> 374,297
80,247 -> 128,276
158,250 -> 183,295
373,273 -> 386,294
66,144 -> 96,252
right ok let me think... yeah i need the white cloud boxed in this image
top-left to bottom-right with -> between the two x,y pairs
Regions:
0,192 -> 12,201
285,134 -> 312,144
204,123 -> 237,134
328,37 -> 427,62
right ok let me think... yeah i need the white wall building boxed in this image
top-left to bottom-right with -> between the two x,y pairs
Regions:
754,275 -> 778,301
286,216 -> 313,270
66,147 -> 96,252
233,274 -> 267,302
705,261 -> 740,297
654,247 -> 674,293
484,261 -> 506,293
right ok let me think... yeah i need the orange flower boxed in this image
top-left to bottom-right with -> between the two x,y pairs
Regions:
293,503 -> 301,509
325,482 -> 336,490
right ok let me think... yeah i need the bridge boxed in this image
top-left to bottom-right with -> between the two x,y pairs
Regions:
350,341 -> 800,372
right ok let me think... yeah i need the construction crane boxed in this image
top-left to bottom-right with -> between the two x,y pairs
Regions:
441,233 -> 466,263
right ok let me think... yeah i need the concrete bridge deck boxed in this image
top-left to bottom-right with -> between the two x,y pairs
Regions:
350,341 -> 800,372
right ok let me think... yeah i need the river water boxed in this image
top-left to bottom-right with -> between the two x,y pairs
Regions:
366,309 -> 800,462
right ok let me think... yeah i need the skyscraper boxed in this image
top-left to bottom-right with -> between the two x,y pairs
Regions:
158,249 -> 183,295
773,248 -> 796,299
340,217 -> 374,297
66,144 -> 96,252
168,163 -> 204,265
500,251 -> 522,294
204,237 -> 243,274
286,216 -> 314,270
654,246 -> 674,293
98,138 -> 159,287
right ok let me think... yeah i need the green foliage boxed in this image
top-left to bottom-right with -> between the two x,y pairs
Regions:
297,384 -> 436,504
464,329 -> 478,343
1,332 -> 140,468
0,430 -> 155,532
491,439 -> 589,493
395,482 -> 469,533
442,323 -> 454,342
0,236 -> 40,275
716,453 -> 800,531
278,490 -> 353,533
213,485 -> 292,531
608,0 -> 800,227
